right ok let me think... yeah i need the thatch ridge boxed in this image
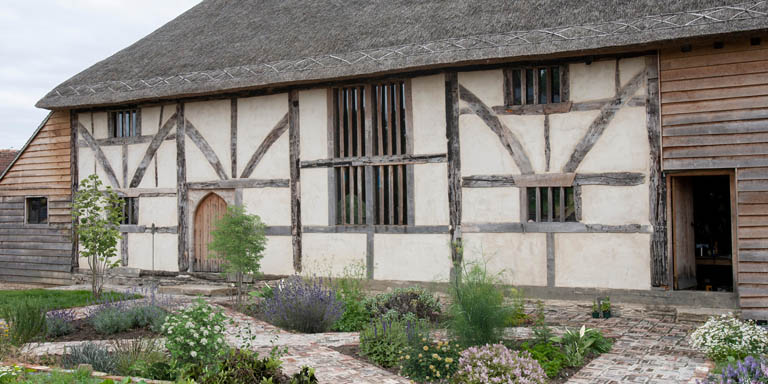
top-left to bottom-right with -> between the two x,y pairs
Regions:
37,0 -> 768,109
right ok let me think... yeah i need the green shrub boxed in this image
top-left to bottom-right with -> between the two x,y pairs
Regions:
62,342 -> 117,374
290,366 -> 319,384
520,341 -> 567,378
262,276 -> 344,333
2,299 -> 47,346
162,299 -> 228,368
504,287 -> 527,326
359,314 -> 411,368
690,314 -> 768,361
201,349 -> 283,384
89,307 -> 132,335
45,312 -> 75,339
448,263 -> 510,346
127,304 -> 168,331
12,367 -> 98,384
550,325 -> 612,367
332,264 -> 371,332
366,287 -> 441,322
398,338 -> 461,382
111,337 -> 168,378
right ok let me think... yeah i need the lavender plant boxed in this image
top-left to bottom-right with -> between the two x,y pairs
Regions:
452,344 -> 547,384
359,312 -> 427,368
701,355 -> 768,383
262,276 -> 344,333
46,309 -> 77,338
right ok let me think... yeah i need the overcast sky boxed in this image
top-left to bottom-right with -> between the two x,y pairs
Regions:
0,0 -> 201,149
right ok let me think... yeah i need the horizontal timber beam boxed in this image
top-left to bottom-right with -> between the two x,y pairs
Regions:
187,179 -> 289,189
462,222 -> 652,233
301,153 -> 447,168
119,225 -> 178,234
462,172 -> 645,188
264,225 -> 450,236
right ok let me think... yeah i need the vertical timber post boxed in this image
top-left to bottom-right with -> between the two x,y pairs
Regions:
70,110 -> 79,270
365,85 -> 375,279
289,90 -> 302,273
445,72 -> 462,279
177,103 -> 189,272
646,54 -> 668,288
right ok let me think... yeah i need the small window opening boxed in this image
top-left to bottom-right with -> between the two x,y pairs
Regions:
110,110 -> 138,138
527,187 -> 576,222
121,197 -> 138,225
26,197 -> 48,225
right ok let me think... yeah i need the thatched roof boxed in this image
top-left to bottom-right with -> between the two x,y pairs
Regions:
38,0 -> 768,109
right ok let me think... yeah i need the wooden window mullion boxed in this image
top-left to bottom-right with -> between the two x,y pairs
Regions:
559,186 -> 566,223
520,69 -> 527,105
535,187 -> 541,222
547,187 -> 553,222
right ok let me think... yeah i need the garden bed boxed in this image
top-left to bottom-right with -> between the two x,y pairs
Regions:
46,318 -> 158,342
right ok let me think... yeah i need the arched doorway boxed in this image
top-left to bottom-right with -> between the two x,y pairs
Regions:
194,193 -> 227,272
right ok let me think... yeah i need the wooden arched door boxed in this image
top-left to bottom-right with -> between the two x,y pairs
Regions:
194,193 -> 227,272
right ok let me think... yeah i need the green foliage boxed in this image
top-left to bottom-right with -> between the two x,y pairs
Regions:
45,316 -> 74,338
550,325 -> 612,367
111,337 -> 170,379
11,367 -> 101,384
201,349 -> 283,384
332,263 -> 371,332
504,287 -> 527,327
162,299 -> 228,368
127,305 -> 168,332
531,300 -> 553,344
600,298 -> 611,312
90,307 -> 133,335
398,339 -> 461,383
448,263 -> 511,346
62,342 -> 117,374
365,287 -> 442,322
249,282 -> 275,300
359,314 -> 411,368
72,174 -> 125,299
2,299 -> 47,346
690,314 -> 768,361
520,341 -> 568,378
0,290 -> 136,316
208,205 -> 268,305
289,366 -> 318,384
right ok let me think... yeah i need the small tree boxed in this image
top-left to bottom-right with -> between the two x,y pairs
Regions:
208,205 -> 267,305
72,174 -> 124,299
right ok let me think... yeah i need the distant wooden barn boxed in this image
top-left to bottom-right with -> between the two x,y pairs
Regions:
3,0 -> 768,317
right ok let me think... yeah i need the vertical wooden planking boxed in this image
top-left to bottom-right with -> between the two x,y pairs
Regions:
376,85 -> 385,224
70,110 -> 79,270
289,90 -> 302,272
338,89 -> 347,225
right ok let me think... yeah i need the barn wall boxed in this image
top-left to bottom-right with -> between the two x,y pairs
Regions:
0,111 -> 73,285
458,56 -> 654,290
660,36 -> 768,318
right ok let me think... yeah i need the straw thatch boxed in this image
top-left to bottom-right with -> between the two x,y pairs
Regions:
37,0 -> 768,109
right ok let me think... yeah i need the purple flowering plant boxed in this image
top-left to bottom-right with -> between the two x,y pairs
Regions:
452,343 -> 547,384
700,355 -> 768,383
262,275 -> 344,333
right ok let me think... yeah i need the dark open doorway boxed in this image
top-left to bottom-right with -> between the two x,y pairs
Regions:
671,174 -> 734,292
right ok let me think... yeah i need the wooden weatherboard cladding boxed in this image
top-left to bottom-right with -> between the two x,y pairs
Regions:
0,110 -> 73,285
660,36 -> 768,318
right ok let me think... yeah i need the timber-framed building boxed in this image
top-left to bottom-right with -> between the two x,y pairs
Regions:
3,0 -> 768,318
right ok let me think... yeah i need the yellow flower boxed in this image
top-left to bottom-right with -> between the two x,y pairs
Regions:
445,364 -> 450,369
422,337 -> 427,342
429,365 -> 435,370
405,355 -> 410,360
445,358 -> 453,364
423,346 -> 429,351
418,354 -> 422,358
436,371 -> 441,377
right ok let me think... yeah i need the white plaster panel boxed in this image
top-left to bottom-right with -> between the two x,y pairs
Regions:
548,110 -> 599,173
185,140 -> 220,182
127,233 -> 179,272
237,93 -> 289,177
458,70 -> 504,106
463,233 -> 547,286
252,134 -> 290,179
78,147 -> 96,182
260,236 -> 295,276
619,57 -> 647,88
126,143 -> 151,189
569,60 -> 616,102
77,113 -> 92,135
185,99 -> 232,180
462,187 -> 519,223
581,184 -> 650,225
499,115 -> 546,173
300,168 -> 328,226
138,196 -> 178,227
98,146 -> 122,188
243,187 -> 291,226
92,112 -> 109,139
578,107 -> 649,173
374,234 -> 452,282
140,105 -> 176,136
156,141 -> 177,188
555,233 -> 651,290
299,89 -> 328,161
302,233 -> 367,277
460,115 -> 519,176
414,163 -> 449,226
412,74 -> 447,155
